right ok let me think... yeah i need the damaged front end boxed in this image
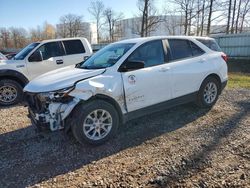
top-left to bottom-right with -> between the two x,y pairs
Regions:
25,87 -> 80,131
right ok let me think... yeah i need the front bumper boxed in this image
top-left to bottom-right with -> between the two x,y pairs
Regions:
25,92 -> 80,131
28,108 -> 50,131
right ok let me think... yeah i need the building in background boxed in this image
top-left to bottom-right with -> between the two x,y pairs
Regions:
115,15 -> 184,40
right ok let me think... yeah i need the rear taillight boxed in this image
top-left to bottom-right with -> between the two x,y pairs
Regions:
221,53 -> 228,62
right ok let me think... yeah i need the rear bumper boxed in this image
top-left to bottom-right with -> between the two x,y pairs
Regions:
221,80 -> 227,92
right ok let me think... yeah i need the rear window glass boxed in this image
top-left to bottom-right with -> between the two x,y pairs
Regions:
63,40 -> 85,55
196,39 -> 222,52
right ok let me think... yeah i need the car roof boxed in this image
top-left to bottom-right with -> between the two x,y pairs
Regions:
116,36 -> 215,44
40,37 -> 87,43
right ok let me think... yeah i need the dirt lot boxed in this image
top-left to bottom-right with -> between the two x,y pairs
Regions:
0,89 -> 249,188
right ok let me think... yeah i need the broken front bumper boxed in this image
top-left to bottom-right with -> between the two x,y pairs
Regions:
25,93 -> 80,131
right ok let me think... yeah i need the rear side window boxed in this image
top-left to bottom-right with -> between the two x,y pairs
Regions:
168,39 -> 193,60
196,39 -> 222,52
63,40 -> 86,55
190,41 -> 205,56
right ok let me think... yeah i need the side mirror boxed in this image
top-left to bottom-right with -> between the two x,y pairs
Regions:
119,60 -> 145,72
29,51 -> 43,62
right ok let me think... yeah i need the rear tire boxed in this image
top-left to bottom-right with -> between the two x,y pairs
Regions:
0,79 -> 23,106
71,100 -> 119,145
196,77 -> 220,108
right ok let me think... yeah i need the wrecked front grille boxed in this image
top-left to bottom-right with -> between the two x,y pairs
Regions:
24,93 -> 47,113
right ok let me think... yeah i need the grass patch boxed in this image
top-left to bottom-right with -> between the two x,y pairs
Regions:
228,73 -> 250,89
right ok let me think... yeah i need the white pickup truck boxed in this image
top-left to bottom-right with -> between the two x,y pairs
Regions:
0,37 -> 92,106
24,36 -> 228,145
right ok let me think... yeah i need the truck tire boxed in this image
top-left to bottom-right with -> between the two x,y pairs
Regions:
71,100 -> 119,145
196,77 -> 220,108
0,79 -> 23,106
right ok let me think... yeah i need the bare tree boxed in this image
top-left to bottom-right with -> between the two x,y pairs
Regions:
235,0 -> 242,33
30,26 -> 44,41
206,0 -> 214,35
226,0 -> 232,33
88,0 -> 105,43
57,14 -> 83,38
0,28 -> 10,49
103,8 -> 123,42
230,0 -> 237,33
239,0 -> 250,32
9,27 -> 27,48
136,0 -> 162,37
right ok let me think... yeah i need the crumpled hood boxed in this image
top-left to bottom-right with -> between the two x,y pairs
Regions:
24,65 -> 105,93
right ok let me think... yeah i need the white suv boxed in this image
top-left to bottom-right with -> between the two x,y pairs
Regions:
24,36 -> 228,145
0,38 -> 92,106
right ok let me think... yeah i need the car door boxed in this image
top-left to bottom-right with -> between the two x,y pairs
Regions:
167,39 -> 208,98
121,40 -> 172,112
62,39 -> 88,66
27,41 -> 65,80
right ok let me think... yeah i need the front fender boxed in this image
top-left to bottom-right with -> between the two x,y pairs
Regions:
0,69 -> 29,86
69,73 -> 126,113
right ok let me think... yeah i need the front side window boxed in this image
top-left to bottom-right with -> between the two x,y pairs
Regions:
14,42 -> 40,60
63,40 -> 86,55
80,43 -> 135,69
168,39 -> 193,61
128,40 -> 165,68
33,42 -> 64,60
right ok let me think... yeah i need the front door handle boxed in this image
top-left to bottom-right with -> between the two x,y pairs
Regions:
56,60 -> 63,64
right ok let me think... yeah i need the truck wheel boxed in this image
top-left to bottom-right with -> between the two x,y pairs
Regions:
196,77 -> 220,108
0,79 -> 23,106
71,100 -> 119,145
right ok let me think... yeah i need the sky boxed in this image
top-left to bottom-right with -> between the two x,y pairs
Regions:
0,0 -> 165,29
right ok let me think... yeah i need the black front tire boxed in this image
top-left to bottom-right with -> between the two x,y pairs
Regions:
196,77 -> 220,108
71,100 -> 120,145
0,79 -> 23,106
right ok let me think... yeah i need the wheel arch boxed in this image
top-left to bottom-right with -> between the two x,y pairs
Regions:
91,94 -> 124,124
199,73 -> 222,94
65,94 -> 124,133
0,69 -> 29,88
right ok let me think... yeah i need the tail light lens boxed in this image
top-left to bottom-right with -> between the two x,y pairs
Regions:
221,53 -> 228,62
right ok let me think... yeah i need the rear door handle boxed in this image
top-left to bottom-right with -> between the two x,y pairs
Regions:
159,67 -> 170,72
199,58 -> 206,63
56,60 -> 63,64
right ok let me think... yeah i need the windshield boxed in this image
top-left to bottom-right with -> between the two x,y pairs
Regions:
14,42 -> 40,60
80,43 -> 135,69
196,39 -> 222,52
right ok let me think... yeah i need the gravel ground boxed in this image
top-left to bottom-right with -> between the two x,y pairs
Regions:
0,89 -> 249,188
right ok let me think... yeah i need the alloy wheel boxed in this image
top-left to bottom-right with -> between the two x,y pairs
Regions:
203,82 -> 218,104
0,85 -> 18,103
83,109 -> 113,141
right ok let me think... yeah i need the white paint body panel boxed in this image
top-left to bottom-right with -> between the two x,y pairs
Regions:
25,36 -> 228,129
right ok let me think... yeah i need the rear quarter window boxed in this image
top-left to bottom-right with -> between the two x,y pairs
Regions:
63,40 -> 86,55
190,41 -> 205,56
196,39 -> 222,52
